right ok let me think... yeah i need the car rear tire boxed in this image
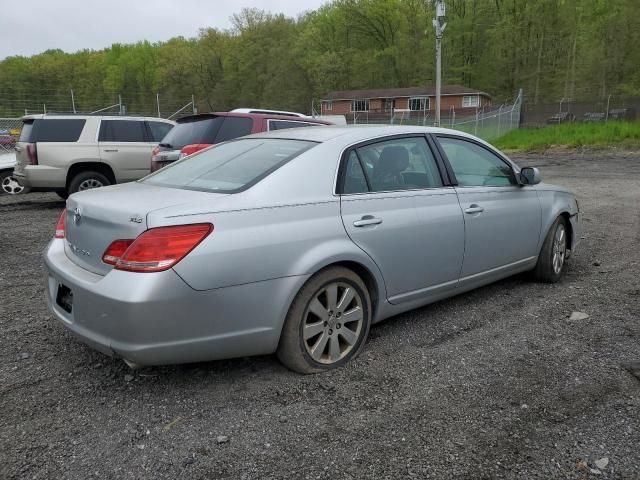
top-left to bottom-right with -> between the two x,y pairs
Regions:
277,266 -> 371,374
68,171 -> 110,195
1,169 -> 27,195
533,216 -> 568,283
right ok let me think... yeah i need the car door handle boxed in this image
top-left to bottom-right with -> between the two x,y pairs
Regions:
353,216 -> 383,227
103,149 -> 118,152
464,204 -> 484,214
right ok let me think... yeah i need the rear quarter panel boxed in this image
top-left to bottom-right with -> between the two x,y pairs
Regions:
171,200 -> 385,295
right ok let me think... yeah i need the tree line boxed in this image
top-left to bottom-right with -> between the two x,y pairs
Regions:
0,0 -> 638,118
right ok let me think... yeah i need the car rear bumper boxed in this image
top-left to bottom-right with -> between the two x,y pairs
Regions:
44,238 -> 307,366
14,165 -> 66,189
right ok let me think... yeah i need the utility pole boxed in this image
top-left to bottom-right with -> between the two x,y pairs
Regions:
433,0 -> 447,127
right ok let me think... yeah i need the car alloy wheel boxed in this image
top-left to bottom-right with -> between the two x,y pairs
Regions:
78,178 -> 105,191
277,266 -> 371,373
552,224 -> 566,274
1,174 -> 25,195
302,281 -> 364,364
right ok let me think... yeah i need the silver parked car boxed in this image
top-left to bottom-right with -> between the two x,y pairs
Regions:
44,126 -> 582,373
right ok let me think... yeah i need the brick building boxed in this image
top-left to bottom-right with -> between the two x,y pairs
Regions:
320,85 -> 491,121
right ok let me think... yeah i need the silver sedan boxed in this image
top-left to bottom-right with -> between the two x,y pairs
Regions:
44,126 -> 582,373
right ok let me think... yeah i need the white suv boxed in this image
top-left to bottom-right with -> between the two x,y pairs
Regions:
13,114 -> 174,198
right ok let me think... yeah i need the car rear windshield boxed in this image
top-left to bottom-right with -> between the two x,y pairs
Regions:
159,116 -> 254,149
19,119 -> 85,142
143,138 -> 316,193
159,116 -> 225,149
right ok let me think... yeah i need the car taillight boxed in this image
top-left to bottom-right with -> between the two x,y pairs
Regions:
180,143 -> 212,157
55,210 -> 66,239
102,239 -> 134,265
149,160 -> 166,173
113,224 -> 213,273
26,143 -> 38,165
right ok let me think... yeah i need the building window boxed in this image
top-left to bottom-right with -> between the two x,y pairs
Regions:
323,101 -> 332,111
463,95 -> 480,108
409,97 -> 429,111
384,99 -> 396,111
351,100 -> 369,112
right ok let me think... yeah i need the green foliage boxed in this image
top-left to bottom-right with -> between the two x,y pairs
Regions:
494,122 -> 640,151
1,0 -> 640,117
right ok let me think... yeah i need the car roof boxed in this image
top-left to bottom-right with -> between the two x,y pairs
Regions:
244,124 -> 489,147
176,112 -> 331,124
20,114 -> 174,123
230,108 -> 306,117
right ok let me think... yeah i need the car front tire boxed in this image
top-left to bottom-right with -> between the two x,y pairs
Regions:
533,216 -> 569,283
277,266 -> 372,374
1,169 -> 27,195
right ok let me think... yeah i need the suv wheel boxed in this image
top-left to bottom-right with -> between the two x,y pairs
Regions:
1,170 -> 26,195
68,171 -> 111,194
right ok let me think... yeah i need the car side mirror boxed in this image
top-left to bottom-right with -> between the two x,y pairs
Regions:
519,167 -> 541,185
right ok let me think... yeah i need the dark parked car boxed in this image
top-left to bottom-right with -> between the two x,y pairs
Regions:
583,112 -> 606,122
608,108 -> 636,121
0,134 -> 16,148
150,111 -> 332,172
546,112 -> 575,125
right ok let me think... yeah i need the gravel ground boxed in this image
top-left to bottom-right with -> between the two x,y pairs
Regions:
0,148 -> 639,479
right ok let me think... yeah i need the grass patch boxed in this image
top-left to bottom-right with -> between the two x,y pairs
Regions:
493,122 -> 640,151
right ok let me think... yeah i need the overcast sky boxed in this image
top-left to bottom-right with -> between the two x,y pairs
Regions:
0,0 -> 328,60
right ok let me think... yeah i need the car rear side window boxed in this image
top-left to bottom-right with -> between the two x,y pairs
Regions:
215,117 -> 253,143
342,151 -> 369,194
144,138 -> 316,193
19,121 -> 34,142
268,120 -> 320,131
99,120 -> 147,142
147,121 -> 173,142
160,116 -> 224,149
341,137 -> 443,193
22,119 -> 86,142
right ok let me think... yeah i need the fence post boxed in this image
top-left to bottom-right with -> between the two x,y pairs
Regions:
192,95 -> 196,115
70,89 -> 76,114
497,106 -> 503,137
156,93 -> 161,118
474,109 -> 479,136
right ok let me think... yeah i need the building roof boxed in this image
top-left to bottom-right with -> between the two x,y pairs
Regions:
323,85 -> 490,101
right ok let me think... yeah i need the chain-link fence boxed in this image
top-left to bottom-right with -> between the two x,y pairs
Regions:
0,118 -> 22,155
522,95 -> 639,126
346,91 -> 523,141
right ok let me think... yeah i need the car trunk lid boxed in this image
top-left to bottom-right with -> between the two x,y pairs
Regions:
64,182 -> 227,275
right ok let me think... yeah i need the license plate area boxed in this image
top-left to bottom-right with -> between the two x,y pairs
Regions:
56,284 -> 73,314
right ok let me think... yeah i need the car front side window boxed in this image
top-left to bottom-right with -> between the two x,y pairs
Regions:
438,137 -> 516,187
